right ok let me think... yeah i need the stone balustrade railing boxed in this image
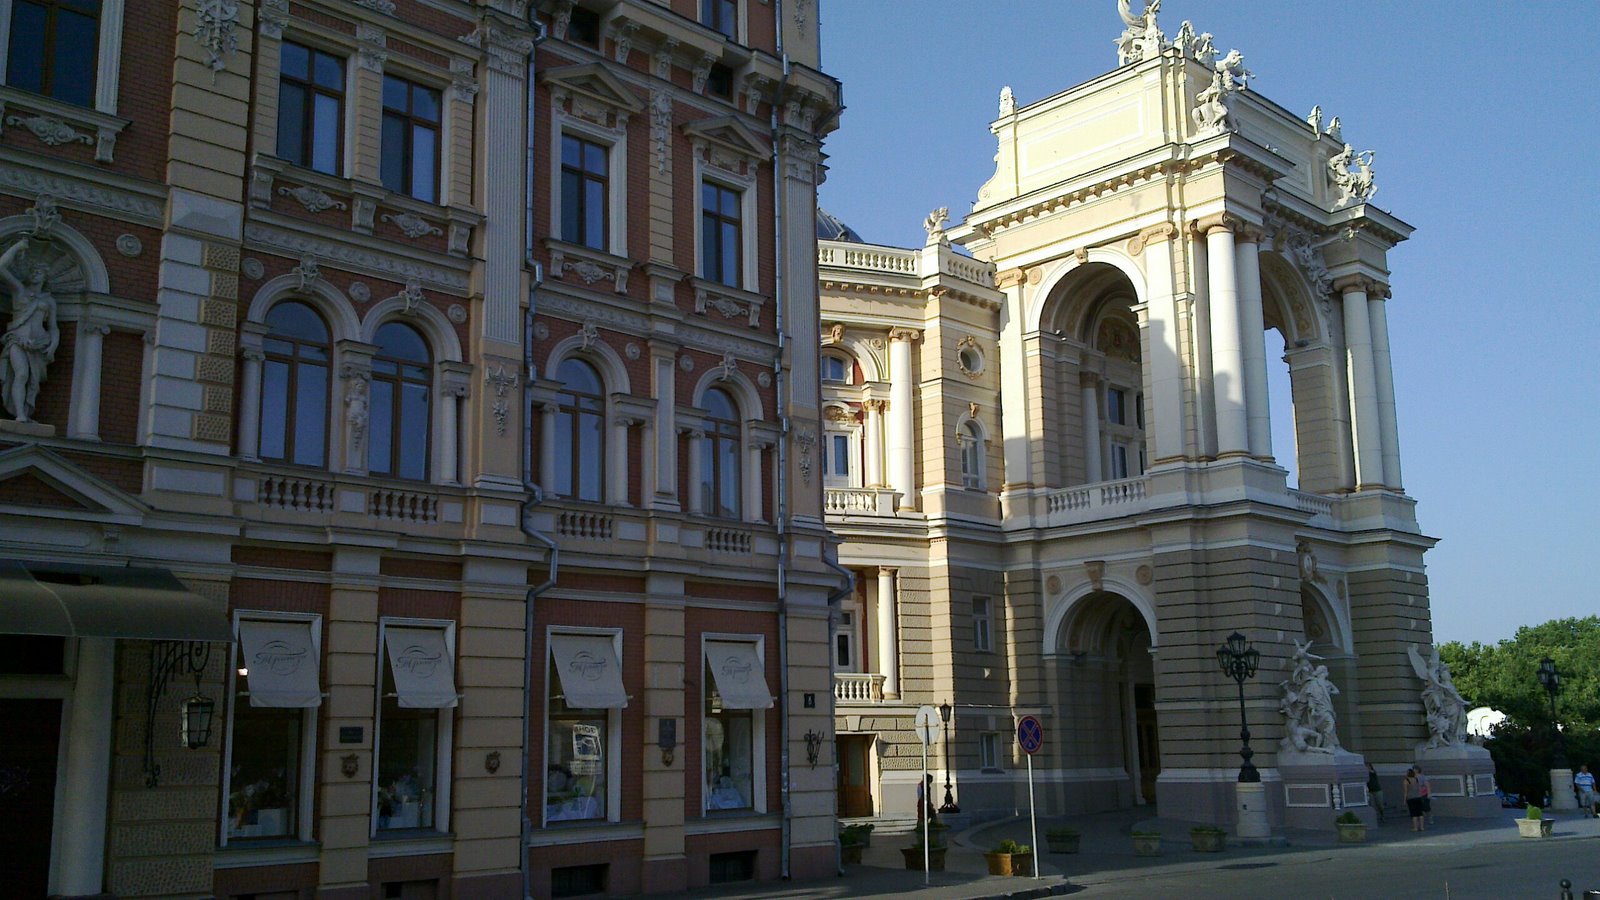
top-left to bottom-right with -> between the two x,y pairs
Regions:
833,672 -> 886,704
706,527 -> 753,554
558,510 -> 614,540
369,487 -> 439,524
823,487 -> 901,516
1044,476 -> 1149,524
818,243 -> 919,274
257,473 -> 335,513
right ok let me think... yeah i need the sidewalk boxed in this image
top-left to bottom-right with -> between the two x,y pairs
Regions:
658,805 -> 1600,900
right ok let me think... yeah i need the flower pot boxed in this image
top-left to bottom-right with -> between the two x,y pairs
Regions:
1046,834 -> 1080,854
1190,830 -> 1226,852
902,846 -> 946,871
1336,823 -> 1367,844
1011,853 -> 1034,876
1131,834 -> 1162,857
1516,818 -> 1553,838
840,843 -> 863,865
984,852 -> 1016,877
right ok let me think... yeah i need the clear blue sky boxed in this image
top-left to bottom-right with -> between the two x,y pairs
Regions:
816,1 -> 1599,646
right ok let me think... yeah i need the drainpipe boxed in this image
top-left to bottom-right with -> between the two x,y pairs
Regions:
770,3 -> 791,875
520,13 -> 553,900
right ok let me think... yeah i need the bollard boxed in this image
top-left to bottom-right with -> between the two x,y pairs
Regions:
1558,879 -> 1571,900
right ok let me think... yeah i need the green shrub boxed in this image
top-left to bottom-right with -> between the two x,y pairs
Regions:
1336,811 -> 1362,825
1527,806 -> 1543,820
994,839 -> 1031,854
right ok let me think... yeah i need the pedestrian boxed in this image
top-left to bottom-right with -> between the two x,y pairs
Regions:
1403,767 -> 1425,832
1416,763 -> 1433,826
1367,762 -> 1385,824
916,773 -> 933,824
1575,764 -> 1597,818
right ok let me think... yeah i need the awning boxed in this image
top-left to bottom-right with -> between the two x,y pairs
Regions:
0,559 -> 231,642
705,640 -> 772,710
384,625 -> 458,708
550,632 -> 627,709
238,619 -> 322,708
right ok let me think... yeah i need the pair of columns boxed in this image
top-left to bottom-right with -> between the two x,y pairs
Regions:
1337,276 -> 1403,489
1201,216 -> 1273,460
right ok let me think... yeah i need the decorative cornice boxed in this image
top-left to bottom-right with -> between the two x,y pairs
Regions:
242,220 -> 470,292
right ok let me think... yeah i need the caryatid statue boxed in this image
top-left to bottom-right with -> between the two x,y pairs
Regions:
0,238 -> 60,424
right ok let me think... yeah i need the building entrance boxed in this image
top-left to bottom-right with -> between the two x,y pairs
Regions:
0,698 -> 61,898
836,734 -> 874,818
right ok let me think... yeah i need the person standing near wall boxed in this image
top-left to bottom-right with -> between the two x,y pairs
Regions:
1367,763 -> 1385,824
1575,764 -> 1597,818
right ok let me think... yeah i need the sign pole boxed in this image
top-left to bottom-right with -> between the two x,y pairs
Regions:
1016,714 -> 1045,880
922,737 -> 930,884
1027,751 -> 1039,879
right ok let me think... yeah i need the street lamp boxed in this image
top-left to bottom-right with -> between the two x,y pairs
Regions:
1216,632 -> 1261,783
1537,656 -> 1567,769
938,700 -> 960,813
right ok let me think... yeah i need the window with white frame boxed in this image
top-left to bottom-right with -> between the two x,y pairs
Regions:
1110,442 -> 1131,479
700,387 -> 741,519
225,615 -> 322,844
375,622 -> 457,833
979,732 -> 1001,772
972,597 -> 992,652
823,430 -> 853,487
820,353 -> 850,384
258,301 -> 331,468
703,638 -> 772,814
700,180 -> 742,288
545,630 -> 626,824
381,74 -> 441,203
368,321 -> 432,481
958,420 -> 984,490
553,357 -> 605,502
834,609 -> 857,672
5,0 -> 97,106
560,133 -> 609,249
700,0 -> 737,39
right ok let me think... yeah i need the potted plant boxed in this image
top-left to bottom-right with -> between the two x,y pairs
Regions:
1189,825 -> 1226,852
1335,811 -> 1367,843
984,839 -> 1034,876
841,822 -> 874,848
1517,805 -> 1554,838
901,841 -> 947,871
1131,830 -> 1162,857
915,817 -> 950,849
839,829 -> 865,865
1045,826 -> 1080,854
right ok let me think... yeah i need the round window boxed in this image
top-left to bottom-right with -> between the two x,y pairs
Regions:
957,343 -> 984,376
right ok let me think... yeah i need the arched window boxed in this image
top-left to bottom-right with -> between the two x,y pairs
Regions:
700,388 -> 741,518
259,301 -> 331,467
958,421 -> 984,490
820,353 -> 850,384
554,358 -> 605,501
369,322 -> 431,480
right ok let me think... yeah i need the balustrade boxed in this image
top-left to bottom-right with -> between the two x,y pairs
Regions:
833,672 -> 886,703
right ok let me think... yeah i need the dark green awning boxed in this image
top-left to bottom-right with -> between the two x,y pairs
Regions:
0,560 -> 231,641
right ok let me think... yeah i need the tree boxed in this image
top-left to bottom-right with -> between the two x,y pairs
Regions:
1440,616 -> 1600,801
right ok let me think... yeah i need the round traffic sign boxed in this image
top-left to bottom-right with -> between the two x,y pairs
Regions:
914,705 -> 941,746
1017,715 -> 1044,755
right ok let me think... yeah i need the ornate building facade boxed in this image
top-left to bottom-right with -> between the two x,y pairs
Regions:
822,7 -> 1448,833
0,0 -> 840,898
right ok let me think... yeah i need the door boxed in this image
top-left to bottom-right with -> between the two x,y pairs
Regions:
836,735 -> 873,818
0,699 -> 63,898
834,610 -> 858,672
1134,683 -> 1159,803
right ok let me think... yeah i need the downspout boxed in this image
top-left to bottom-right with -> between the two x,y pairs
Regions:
520,13 -> 552,900
771,2 -> 791,876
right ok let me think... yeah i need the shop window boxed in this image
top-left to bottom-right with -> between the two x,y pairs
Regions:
375,623 -> 457,833
225,617 -> 321,843
703,639 -> 771,814
545,631 -> 626,824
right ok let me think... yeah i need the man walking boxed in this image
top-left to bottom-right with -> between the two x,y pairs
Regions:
1576,764 -> 1597,818
1367,762 -> 1386,824
1415,764 -> 1433,826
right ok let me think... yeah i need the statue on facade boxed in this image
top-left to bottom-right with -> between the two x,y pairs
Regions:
1324,116 -> 1343,142
1191,50 -> 1250,137
1328,143 -> 1377,207
1307,105 -> 1323,132
0,239 -> 61,424
998,85 -> 1015,117
1408,645 -> 1469,749
1192,32 -> 1217,68
1115,0 -> 1166,65
1280,640 -> 1342,754
923,207 -> 950,246
1172,20 -> 1195,56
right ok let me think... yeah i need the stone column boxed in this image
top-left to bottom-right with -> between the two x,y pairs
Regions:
638,418 -> 657,510
1368,290 -> 1403,489
438,363 -> 471,486
475,19 -> 534,345
863,399 -> 885,488
1338,277 -> 1384,489
1190,231 -> 1217,458
538,402 -> 558,494
1080,376 -> 1102,482
1234,228 -> 1273,459
1203,216 -> 1249,456
684,428 -> 706,515
876,567 -> 899,698
886,329 -> 918,510
650,344 -> 679,510
67,319 -> 109,440
237,322 -> 269,461
1135,223 -> 1185,464
52,636 -> 113,896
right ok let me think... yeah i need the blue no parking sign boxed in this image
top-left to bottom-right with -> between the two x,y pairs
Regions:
1017,715 -> 1044,755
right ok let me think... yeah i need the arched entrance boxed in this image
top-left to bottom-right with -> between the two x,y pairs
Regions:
1052,590 -> 1159,807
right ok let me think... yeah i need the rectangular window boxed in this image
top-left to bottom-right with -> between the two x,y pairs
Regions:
7,0 -> 100,107
834,610 -> 854,671
827,433 -> 850,479
1107,387 -> 1128,426
560,134 -> 609,249
979,732 -> 1000,771
567,6 -> 600,46
277,41 -> 345,175
376,624 -> 457,833
701,181 -> 742,287
226,618 -> 321,843
972,597 -> 992,652
706,63 -> 733,99
1111,443 -> 1130,479
703,639 -> 771,814
700,0 -> 737,38
546,632 -> 625,824
382,75 -> 441,203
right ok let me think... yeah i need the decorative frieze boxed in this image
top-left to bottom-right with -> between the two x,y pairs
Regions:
692,279 -> 762,328
279,184 -> 348,214
242,221 -> 471,291
381,211 -> 443,239
546,239 -> 632,294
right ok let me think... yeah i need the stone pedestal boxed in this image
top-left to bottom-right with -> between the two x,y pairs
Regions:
1414,744 -> 1500,817
1279,749 -> 1376,832
1234,781 -> 1271,840
0,419 -> 55,437
1549,768 -> 1579,810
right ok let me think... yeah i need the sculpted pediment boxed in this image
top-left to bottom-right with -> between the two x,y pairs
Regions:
0,444 -> 146,523
541,63 -> 645,128
682,116 -> 768,176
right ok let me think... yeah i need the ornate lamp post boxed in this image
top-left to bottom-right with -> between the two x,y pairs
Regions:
1537,656 -> 1568,769
1216,632 -> 1261,783
938,700 -> 960,813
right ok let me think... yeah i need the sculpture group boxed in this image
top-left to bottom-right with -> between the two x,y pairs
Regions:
1280,640 -> 1342,754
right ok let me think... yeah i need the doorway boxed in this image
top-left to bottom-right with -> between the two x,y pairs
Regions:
0,699 -> 62,898
836,735 -> 874,818
1134,683 -> 1160,803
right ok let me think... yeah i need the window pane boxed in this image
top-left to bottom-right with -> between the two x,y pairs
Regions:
292,363 -> 328,467
718,438 -> 739,516
312,50 -> 343,90
53,10 -> 100,106
546,711 -> 606,822
382,74 -> 407,111
831,435 -> 848,476
720,186 -> 739,217
584,141 -> 606,175
267,301 -> 327,342
561,170 -> 583,244
259,361 -> 290,460
227,699 -> 300,840
701,215 -> 719,282
380,113 -> 406,193
369,381 -> 394,474
413,85 -> 440,123
562,135 -> 581,168
411,125 -> 437,203
720,223 -> 739,285
376,323 -> 429,362
377,696 -> 437,831
553,412 -> 574,497
583,178 -> 605,248
6,2 -> 46,94
311,93 -> 341,174
398,383 -> 430,481
277,83 -> 307,164
577,412 -> 603,501
701,182 -> 718,212
279,41 -> 309,79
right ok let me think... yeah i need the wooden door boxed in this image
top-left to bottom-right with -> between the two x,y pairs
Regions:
836,735 -> 873,818
0,699 -> 62,898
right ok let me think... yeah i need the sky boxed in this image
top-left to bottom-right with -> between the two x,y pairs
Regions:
815,0 -> 1600,646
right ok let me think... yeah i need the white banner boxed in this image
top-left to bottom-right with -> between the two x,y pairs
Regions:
384,626 -> 458,708
238,619 -> 321,708
705,640 -> 772,709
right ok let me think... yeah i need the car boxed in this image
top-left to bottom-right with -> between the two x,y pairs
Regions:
1497,789 -> 1527,808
